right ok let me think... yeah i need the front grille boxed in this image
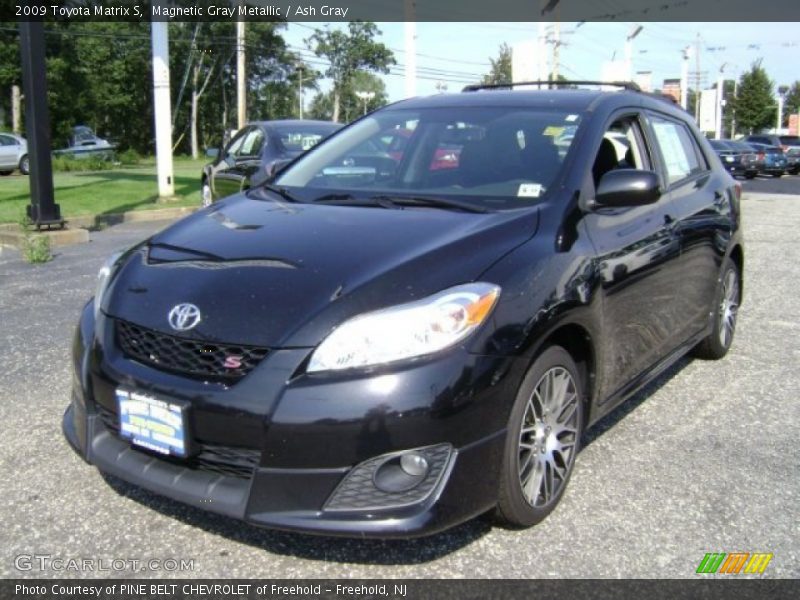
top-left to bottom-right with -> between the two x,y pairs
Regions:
96,405 -> 260,479
115,319 -> 268,382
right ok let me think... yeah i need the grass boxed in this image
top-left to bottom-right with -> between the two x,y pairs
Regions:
0,157 -> 205,223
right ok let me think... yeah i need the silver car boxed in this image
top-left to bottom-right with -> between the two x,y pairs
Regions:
0,133 -> 29,175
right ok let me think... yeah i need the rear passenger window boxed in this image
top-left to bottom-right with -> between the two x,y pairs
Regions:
650,117 -> 706,185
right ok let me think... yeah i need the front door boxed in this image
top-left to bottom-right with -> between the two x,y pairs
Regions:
583,113 -> 683,401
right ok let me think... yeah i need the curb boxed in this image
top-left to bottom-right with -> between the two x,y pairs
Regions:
0,205 -> 198,250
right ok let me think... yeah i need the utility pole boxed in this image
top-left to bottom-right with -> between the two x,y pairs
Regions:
730,80 -> 738,138
716,64 -> 726,140
694,32 -> 701,123
681,45 -> 691,111
296,63 -> 304,119
625,25 -> 643,81
19,21 -> 61,227
236,16 -> 246,129
151,21 -> 174,198
11,85 -> 21,134
404,0 -> 417,98
551,22 -> 561,82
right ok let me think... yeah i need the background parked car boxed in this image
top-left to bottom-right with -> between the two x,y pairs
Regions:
0,132 -> 29,175
709,139 -> 758,179
747,142 -> 788,177
784,146 -> 800,175
744,134 -> 800,152
201,120 -> 342,206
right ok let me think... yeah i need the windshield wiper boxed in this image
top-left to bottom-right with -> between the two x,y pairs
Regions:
312,193 -> 397,208
249,183 -> 302,204
370,195 -> 488,213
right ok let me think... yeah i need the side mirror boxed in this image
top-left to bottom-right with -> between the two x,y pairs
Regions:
268,158 -> 293,177
205,147 -> 219,159
594,169 -> 661,208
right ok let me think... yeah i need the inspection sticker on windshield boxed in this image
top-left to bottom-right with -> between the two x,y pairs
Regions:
518,183 -> 543,198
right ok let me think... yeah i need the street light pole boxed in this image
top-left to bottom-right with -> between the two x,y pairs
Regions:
355,91 -> 375,116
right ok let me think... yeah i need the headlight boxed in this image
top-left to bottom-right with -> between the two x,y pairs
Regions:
307,282 -> 500,373
93,252 -> 122,321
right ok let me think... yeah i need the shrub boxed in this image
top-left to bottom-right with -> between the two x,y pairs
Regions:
117,149 -> 141,166
17,216 -> 52,263
51,154 -> 116,172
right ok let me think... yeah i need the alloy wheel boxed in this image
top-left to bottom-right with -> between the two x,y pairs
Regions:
201,183 -> 212,207
718,268 -> 739,348
517,366 -> 580,508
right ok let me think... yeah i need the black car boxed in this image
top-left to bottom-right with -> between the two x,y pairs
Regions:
708,139 -> 758,179
201,120 -> 341,206
744,133 -> 800,151
64,82 -> 743,538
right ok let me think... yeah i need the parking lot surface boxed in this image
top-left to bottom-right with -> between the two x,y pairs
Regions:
1,185 -> 798,578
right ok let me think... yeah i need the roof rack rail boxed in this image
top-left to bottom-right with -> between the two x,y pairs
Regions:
462,80 -> 642,92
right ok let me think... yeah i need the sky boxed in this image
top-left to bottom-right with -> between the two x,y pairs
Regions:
281,21 -> 800,102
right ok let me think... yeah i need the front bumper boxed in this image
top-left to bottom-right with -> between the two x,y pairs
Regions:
63,303 -> 518,538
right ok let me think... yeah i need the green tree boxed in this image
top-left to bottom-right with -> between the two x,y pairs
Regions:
306,22 -> 395,123
732,61 -> 776,134
782,81 -> 800,127
309,71 -> 388,123
482,43 -> 512,85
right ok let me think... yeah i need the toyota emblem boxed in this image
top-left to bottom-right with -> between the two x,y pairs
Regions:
168,303 -> 201,331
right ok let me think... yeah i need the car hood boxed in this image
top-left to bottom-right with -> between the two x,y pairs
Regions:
103,193 -> 538,348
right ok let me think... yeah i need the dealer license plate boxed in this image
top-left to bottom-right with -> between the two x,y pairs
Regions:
116,389 -> 188,457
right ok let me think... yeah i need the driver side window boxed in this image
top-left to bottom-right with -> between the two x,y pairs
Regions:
592,116 -> 649,188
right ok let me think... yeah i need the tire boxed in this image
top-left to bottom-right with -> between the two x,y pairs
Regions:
771,171 -> 783,177
745,172 -> 756,179
201,179 -> 213,207
0,170 -> 12,176
19,155 -> 29,175
693,258 -> 740,360
495,346 -> 584,528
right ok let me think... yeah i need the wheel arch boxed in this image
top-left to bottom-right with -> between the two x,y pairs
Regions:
536,323 -> 596,421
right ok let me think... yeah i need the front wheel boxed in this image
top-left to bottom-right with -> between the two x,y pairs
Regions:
201,180 -> 213,207
693,258 -> 740,360
19,155 -> 29,175
496,346 -> 583,528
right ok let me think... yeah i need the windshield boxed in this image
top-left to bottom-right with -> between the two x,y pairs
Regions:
274,107 -> 582,209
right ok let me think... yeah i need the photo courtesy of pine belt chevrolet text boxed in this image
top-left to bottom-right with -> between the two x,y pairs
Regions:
63,82 -> 743,538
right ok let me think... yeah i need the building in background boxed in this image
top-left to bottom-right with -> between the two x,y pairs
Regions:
662,78 -> 682,103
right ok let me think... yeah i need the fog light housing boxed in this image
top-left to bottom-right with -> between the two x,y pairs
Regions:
324,443 -> 453,512
373,452 -> 431,493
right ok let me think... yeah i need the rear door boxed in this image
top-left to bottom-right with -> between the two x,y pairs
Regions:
644,111 -> 728,341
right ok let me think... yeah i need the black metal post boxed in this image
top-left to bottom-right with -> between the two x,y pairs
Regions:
19,21 -> 62,229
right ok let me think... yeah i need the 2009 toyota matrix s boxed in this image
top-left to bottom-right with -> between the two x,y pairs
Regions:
64,82 -> 743,538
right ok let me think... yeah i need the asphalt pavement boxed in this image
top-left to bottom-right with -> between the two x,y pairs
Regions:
1,177 -> 798,579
